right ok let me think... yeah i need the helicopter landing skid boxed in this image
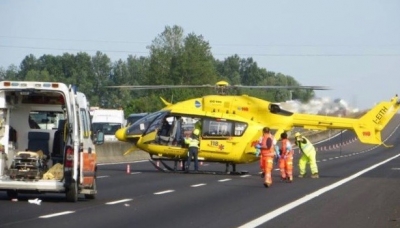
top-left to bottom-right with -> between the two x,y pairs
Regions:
148,159 -> 168,172
148,159 -> 248,175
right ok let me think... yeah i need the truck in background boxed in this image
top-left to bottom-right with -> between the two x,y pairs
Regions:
0,81 -> 100,202
91,109 -> 125,142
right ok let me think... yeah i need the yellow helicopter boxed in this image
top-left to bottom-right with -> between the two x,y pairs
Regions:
108,81 -> 400,173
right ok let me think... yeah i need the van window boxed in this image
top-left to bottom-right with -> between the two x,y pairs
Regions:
29,111 -> 65,130
80,109 -> 91,138
92,122 -> 122,136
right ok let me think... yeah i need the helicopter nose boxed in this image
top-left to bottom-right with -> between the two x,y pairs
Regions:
115,127 -> 127,141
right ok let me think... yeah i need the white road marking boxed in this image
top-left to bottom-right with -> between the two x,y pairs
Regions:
239,153 -> 400,228
218,178 -> 231,182
39,211 -> 75,218
191,183 -> 206,187
154,190 -> 175,195
241,175 -> 251,178
391,168 -> 400,170
130,172 -> 141,175
105,199 -> 133,205
97,175 -> 109,178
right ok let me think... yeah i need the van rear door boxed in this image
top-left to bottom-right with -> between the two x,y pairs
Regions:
76,92 -> 97,197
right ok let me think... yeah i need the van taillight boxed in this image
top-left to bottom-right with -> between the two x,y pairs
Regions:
65,146 -> 74,168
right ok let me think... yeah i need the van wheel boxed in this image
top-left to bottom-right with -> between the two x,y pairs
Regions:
7,190 -> 18,199
66,181 -> 78,202
84,178 -> 97,200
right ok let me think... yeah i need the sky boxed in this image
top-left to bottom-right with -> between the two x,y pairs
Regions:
1,0 -> 399,109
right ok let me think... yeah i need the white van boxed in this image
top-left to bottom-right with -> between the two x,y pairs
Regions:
0,81 -> 100,202
91,109 -> 125,142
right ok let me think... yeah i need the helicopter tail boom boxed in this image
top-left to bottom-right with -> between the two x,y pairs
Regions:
287,95 -> 400,145
354,95 -> 400,144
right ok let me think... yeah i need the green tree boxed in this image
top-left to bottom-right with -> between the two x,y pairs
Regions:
0,65 -> 19,80
215,55 -> 241,85
19,54 -> 39,80
90,51 -> 113,107
25,69 -> 52,81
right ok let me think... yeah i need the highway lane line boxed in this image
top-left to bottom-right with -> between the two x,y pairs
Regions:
191,183 -> 206,187
154,190 -> 175,195
218,178 -> 231,182
39,211 -> 75,218
97,175 -> 109,178
105,199 -> 133,205
239,153 -> 400,228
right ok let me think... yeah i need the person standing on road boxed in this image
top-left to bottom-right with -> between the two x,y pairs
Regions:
295,132 -> 319,178
258,127 -> 275,187
277,132 -> 294,182
185,129 -> 200,172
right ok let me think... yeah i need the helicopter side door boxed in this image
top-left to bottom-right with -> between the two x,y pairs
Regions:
200,118 -> 234,159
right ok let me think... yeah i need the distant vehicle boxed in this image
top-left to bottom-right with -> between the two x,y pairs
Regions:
126,113 -> 148,127
91,109 -> 125,142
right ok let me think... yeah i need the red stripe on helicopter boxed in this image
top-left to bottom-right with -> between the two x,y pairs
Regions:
363,131 -> 371,136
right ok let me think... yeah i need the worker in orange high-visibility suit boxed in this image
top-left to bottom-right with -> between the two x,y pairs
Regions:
256,135 -> 264,177
257,134 -> 277,178
278,132 -> 294,183
259,127 -> 275,188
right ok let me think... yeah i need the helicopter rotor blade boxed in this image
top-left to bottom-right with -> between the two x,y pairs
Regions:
105,84 -> 214,90
105,81 -> 330,91
231,85 -> 330,90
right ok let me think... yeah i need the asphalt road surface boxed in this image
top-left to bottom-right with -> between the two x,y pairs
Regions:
1,116 -> 400,228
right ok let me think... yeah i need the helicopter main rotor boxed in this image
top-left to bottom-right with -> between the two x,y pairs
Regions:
105,80 -> 329,95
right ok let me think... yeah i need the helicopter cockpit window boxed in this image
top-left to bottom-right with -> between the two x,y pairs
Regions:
126,111 -> 166,136
234,122 -> 247,136
146,113 -> 172,135
203,119 -> 233,137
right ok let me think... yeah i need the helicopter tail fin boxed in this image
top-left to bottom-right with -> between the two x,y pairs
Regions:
160,97 -> 173,107
354,95 -> 400,144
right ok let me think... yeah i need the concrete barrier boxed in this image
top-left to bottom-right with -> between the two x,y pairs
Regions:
95,142 -> 150,164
